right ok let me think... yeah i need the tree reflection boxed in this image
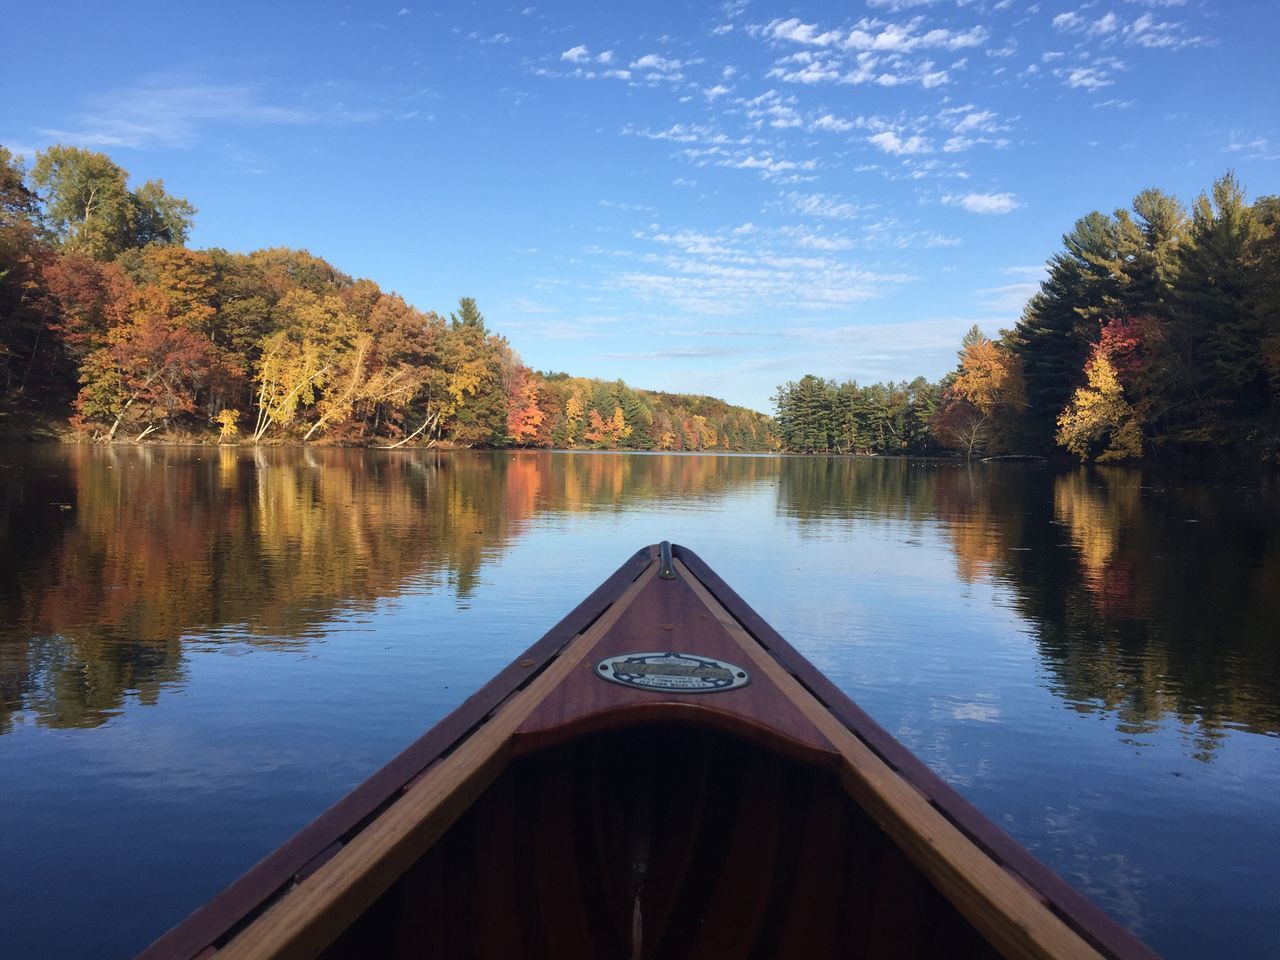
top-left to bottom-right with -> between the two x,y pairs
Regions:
0,448 -> 775,731
774,456 -> 1280,755
945,464 -> 1278,753
3,449 -> 1277,754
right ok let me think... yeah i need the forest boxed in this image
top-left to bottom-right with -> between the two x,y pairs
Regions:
774,174 -> 1280,462
0,145 -> 776,451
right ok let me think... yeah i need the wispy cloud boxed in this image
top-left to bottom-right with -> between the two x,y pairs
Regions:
943,191 -> 1020,214
601,347 -> 745,360
784,190 -> 864,220
1052,7 -> 1207,50
595,219 -> 916,316
38,77 -> 339,149
755,16 -> 987,54
977,281 -> 1039,312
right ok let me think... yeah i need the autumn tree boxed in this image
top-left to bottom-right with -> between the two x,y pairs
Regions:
1056,352 -> 1143,462
74,287 -> 218,440
506,366 -> 545,444
0,146 -> 55,398
31,146 -> 194,260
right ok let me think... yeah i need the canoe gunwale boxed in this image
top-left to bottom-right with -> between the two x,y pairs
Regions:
671,543 -> 1160,960
137,541 -> 1159,960
138,546 -> 655,960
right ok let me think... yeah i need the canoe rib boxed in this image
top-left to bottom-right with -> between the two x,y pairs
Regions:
138,543 -> 1159,960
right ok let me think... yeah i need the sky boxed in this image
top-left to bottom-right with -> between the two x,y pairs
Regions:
3,1 -> 1278,412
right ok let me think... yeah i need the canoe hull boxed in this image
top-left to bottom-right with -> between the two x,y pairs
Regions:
138,544 -> 1159,960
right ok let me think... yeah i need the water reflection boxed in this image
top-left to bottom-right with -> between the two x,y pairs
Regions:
1,447 -> 1278,754
0,448 -> 779,732
953,464 -> 1273,750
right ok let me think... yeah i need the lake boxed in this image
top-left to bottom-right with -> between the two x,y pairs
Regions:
1,445 -> 1277,959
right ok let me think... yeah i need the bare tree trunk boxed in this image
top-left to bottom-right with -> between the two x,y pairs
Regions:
382,410 -> 439,449
103,372 -> 159,442
254,365 -> 329,443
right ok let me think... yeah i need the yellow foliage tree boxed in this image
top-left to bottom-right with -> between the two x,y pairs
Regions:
952,336 -> 1026,453
215,409 -> 240,442
563,390 -> 585,447
1056,353 -> 1143,462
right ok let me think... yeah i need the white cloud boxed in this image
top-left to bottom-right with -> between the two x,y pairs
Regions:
943,191 -> 1020,214
632,53 -> 683,71
561,45 -> 614,64
739,89 -> 803,128
763,18 -> 844,47
766,56 -> 845,85
951,109 -> 998,134
810,113 -> 855,132
869,131 -> 932,155
720,154 -> 817,179
704,84 -> 731,100
755,16 -> 988,55
623,122 -> 728,144
784,191 -> 863,220
866,0 -> 948,9
1053,7 -> 1207,49
1060,65 -> 1114,90
606,220 -> 915,316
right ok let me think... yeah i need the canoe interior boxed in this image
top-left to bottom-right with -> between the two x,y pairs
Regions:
318,723 -> 1004,960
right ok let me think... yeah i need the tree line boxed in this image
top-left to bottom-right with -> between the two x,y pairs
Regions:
775,174 -> 1279,461
0,145 -> 776,450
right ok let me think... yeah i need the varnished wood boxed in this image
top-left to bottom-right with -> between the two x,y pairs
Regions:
212,561 -> 659,960
139,546 -> 654,960
513,568 -> 839,766
138,544 -> 1160,960
321,725 -> 1006,960
675,558 -> 1103,960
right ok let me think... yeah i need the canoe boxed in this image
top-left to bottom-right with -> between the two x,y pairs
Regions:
140,542 -> 1159,960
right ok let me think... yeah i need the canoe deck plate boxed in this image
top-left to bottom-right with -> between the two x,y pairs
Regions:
596,652 -> 750,693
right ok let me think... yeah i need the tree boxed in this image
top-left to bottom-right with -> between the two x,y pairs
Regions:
950,328 -> 1026,452
31,146 -> 132,260
773,375 -> 835,452
74,289 -> 218,440
252,328 -> 329,441
450,296 -> 485,331
1167,174 -> 1267,441
563,389 -> 586,447
0,146 -> 55,399
933,394 -> 991,458
1056,353 -> 1143,462
1011,212 -> 1123,449
506,366 -> 545,444
129,179 -> 196,247
30,146 -> 194,260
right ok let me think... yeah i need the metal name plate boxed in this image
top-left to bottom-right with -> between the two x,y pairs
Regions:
596,652 -> 750,693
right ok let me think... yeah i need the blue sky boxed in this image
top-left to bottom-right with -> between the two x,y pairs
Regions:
3,0 -> 1277,411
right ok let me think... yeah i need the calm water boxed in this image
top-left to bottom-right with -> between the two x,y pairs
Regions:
1,445 -> 1278,959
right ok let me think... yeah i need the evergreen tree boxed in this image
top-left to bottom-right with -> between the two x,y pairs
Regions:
450,296 -> 485,331
1169,174 -> 1266,441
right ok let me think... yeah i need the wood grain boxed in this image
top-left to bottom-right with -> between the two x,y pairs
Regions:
212,561 -> 659,960
675,557 -> 1106,960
